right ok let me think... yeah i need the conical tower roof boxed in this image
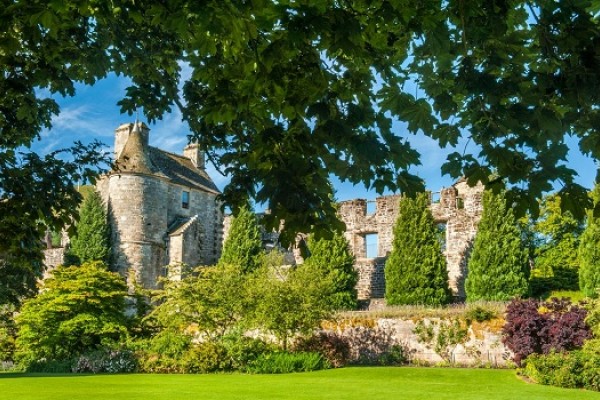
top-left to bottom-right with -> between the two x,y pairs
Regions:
115,122 -> 153,174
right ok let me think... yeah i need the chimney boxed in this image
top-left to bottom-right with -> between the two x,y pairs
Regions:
184,143 -> 205,169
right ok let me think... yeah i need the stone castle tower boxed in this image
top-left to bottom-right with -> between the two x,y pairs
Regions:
96,122 -> 223,289
337,179 -> 484,299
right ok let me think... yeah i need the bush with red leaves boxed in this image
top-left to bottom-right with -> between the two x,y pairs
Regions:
502,298 -> 592,365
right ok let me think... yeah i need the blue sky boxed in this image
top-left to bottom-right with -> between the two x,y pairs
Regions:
34,73 -> 597,204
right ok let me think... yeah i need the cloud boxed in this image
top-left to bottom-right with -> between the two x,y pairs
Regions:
148,107 -> 189,153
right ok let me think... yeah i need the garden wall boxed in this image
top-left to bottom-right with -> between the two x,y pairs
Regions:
325,316 -> 510,367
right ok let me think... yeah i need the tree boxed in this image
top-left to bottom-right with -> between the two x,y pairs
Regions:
250,251 -> 336,350
67,190 -> 111,265
148,263 -> 249,339
219,206 -> 264,273
0,144 -> 108,305
385,193 -> 451,306
3,1 -> 598,252
466,191 -> 529,301
533,194 -> 583,278
15,261 -> 129,366
304,233 -> 358,310
579,185 -> 600,298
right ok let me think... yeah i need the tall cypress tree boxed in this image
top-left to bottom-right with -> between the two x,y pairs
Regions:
466,190 -> 528,301
579,184 -> 600,298
385,193 -> 451,306
68,190 -> 111,265
304,232 -> 358,310
219,206 -> 263,273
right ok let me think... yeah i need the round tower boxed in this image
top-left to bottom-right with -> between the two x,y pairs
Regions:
107,122 -> 169,289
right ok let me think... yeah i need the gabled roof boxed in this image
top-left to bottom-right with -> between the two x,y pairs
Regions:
114,127 -> 220,195
167,215 -> 199,236
147,147 -> 220,194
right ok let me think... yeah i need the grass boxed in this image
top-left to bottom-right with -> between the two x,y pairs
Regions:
340,301 -> 508,320
1,367 -> 599,400
546,290 -> 588,303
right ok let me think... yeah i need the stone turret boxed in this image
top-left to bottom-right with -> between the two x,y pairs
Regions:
114,122 -> 150,159
117,122 -> 153,174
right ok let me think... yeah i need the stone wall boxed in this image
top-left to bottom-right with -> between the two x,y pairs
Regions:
339,180 -> 484,299
327,316 -> 510,367
42,248 -> 66,278
104,173 -> 169,289
354,257 -> 386,299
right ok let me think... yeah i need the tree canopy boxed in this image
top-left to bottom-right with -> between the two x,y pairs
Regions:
2,1 -> 599,252
15,261 -> 129,366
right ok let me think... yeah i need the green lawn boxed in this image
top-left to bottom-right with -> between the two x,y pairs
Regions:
1,367 -> 599,400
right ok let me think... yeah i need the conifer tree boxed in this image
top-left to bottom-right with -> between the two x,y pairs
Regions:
579,185 -> 600,298
68,190 -> 111,265
466,191 -> 528,301
385,193 -> 451,306
219,206 -> 263,273
304,232 -> 358,310
533,194 -> 583,278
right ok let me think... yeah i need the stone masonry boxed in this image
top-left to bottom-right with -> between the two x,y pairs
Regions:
338,179 -> 484,299
32,122 -> 226,291
221,179 -> 483,300
95,122 -> 223,290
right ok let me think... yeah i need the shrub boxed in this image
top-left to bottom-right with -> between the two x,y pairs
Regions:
67,190 -> 111,265
181,341 -> 229,373
25,359 -> 73,373
522,350 -> 600,391
523,352 -> 585,388
246,351 -> 330,374
15,262 -> 130,369
502,298 -> 591,365
72,349 -> 137,373
221,334 -> 273,371
303,233 -> 358,310
465,306 -> 497,323
293,332 -> 351,368
413,318 -> 468,363
219,205 -> 263,273
466,190 -> 529,301
579,185 -> 600,298
385,193 -> 451,306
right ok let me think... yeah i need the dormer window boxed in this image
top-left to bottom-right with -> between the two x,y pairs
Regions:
182,191 -> 190,209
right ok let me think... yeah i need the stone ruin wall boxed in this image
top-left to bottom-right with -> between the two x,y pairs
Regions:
338,180 -> 484,300
221,181 -> 483,300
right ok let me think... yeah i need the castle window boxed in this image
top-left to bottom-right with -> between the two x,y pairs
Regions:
437,222 -> 447,252
182,191 -> 190,209
365,233 -> 378,258
366,201 -> 376,215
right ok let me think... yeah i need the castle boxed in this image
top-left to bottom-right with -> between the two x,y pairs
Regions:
337,180 -> 484,300
44,122 -> 484,298
95,122 -> 224,288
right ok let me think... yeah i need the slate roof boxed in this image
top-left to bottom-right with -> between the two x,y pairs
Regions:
114,124 -> 220,195
148,147 -> 220,194
167,215 -> 199,236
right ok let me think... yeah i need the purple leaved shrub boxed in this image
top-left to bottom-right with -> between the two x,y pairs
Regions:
503,298 -> 592,365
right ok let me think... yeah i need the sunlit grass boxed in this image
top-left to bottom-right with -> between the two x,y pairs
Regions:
340,301 -> 507,320
2,367 -> 599,400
